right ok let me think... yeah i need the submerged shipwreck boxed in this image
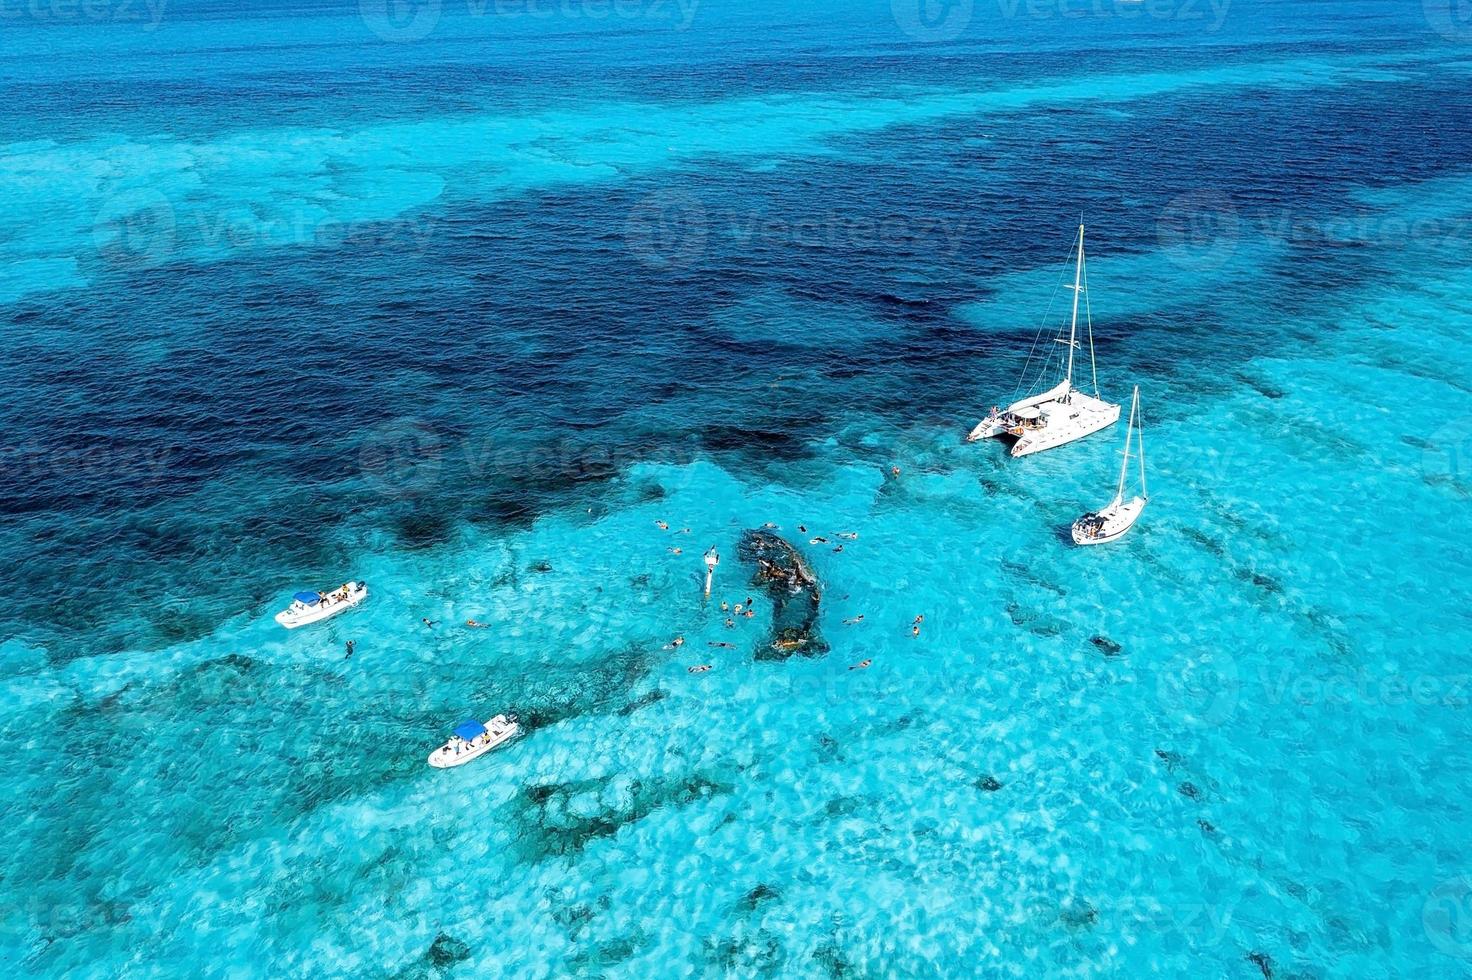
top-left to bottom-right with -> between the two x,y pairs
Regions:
737,529 -> 827,659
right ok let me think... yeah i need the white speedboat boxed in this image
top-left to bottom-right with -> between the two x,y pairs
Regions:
968,224 -> 1120,457
273,582 -> 367,629
427,714 -> 520,768
1072,386 -> 1148,546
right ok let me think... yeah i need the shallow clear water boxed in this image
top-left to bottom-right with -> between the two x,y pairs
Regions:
4,1 -> 1472,976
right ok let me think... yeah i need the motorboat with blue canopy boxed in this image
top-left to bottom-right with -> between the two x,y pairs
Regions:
429,713 -> 520,768
274,581 -> 368,629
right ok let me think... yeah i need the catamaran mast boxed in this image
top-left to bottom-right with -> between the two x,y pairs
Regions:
1065,224 -> 1084,391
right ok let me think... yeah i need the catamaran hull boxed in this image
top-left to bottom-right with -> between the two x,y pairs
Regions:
966,418 -> 1006,442
1072,497 -> 1146,546
1012,401 -> 1120,457
969,393 -> 1120,456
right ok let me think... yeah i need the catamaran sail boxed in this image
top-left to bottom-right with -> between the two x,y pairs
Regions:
968,225 -> 1120,457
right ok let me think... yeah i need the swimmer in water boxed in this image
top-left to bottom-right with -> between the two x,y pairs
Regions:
466,619 -> 488,628
849,659 -> 871,670
669,547 -> 682,554
798,524 -> 808,533
725,618 -> 735,628
708,641 -> 736,649
911,624 -> 921,638
422,618 -> 435,629
762,522 -> 778,529
345,640 -> 355,659
843,614 -> 865,625
655,520 -> 668,530
720,601 -> 730,612
743,609 -> 755,618
891,466 -> 902,477
810,536 -> 828,544
679,527 -> 690,533
664,636 -> 685,649
913,614 -> 925,626
688,664 -> 712,674
833,545 -> 844,553
838,531 -> 858,540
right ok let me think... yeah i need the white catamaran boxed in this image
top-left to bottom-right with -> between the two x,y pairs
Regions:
967,224 -> 1120,456
1072,385 -> 1148,546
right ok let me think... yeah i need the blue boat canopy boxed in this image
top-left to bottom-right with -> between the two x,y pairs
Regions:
453,720 -> 486,741
293,591 -> 322,605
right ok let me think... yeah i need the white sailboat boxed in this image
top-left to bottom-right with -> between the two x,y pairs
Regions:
1072,386 -> 1147,546
967,224 -> 1120,456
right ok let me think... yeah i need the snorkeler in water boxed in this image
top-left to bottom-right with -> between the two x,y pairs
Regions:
849,659 -> 871,671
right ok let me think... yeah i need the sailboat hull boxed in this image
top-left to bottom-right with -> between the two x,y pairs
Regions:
1072,496 -> 1146,545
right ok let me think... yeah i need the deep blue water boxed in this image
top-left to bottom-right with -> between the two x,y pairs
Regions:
4,1 -> 1472,976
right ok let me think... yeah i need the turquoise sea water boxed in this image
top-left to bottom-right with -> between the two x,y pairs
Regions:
4,1 -> 1472,976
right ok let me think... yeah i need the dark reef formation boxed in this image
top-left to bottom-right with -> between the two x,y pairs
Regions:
737,529 -> 827,659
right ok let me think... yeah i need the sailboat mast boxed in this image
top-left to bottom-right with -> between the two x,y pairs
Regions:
1136,388 -> 1147,499
1066,224 -> 1084,390
1115,387 -> 1134,503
